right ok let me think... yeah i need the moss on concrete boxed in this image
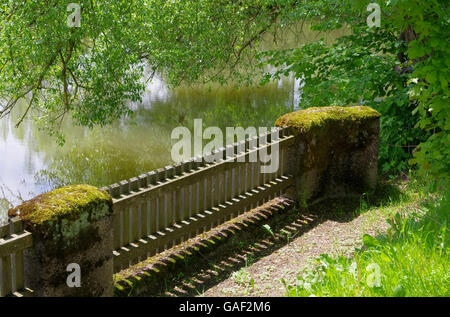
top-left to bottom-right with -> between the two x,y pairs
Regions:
275,106 -> 380,133
8,185 -> 113,256
275,106 -> 380,202
9,185 -> 112,226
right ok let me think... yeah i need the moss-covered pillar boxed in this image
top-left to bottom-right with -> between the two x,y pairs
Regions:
8,185 -> 114,297
275,106 -> 380,202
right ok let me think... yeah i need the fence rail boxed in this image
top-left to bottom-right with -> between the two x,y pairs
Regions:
1,127 -> 295,291
104,127 -> 294,273
0,217 -> 33,297
0,106 -> 379,296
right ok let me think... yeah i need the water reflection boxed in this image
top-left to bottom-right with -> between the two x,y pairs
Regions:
0,21 -> 348,220
0,76 -> 296,217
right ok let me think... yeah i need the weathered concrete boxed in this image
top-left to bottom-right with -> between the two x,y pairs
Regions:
275,106 -> 380,202
8,185 -> 114,297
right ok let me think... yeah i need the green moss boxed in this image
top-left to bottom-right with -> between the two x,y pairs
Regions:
275,106 -> 380,132
276,106 -> 380,201
9,184 -> 112,226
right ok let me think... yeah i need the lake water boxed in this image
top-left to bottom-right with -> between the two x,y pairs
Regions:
0,23 -> 348,220
0,76 -> 299,211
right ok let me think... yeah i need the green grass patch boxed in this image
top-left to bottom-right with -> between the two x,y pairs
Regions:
283,181 -> 449,297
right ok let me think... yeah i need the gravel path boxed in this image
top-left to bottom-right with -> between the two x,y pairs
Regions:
200,205 -> 389,297
153,190 -> 410,297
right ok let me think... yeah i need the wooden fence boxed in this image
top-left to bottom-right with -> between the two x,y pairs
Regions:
0,126 -> 295,294
0,107 -> 379,296
0,217 -> 33,297
103,127 -> 294,273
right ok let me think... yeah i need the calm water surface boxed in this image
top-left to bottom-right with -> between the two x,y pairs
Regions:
0,23 -> 347,219
0,76 -> 300,215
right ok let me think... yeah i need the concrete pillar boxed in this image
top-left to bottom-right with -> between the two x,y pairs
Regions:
8,185 -> 114,296
275,106 -> 380,202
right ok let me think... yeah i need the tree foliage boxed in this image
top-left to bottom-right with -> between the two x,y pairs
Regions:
260,0 -> 449,186
0,0 -> 449,186
0,0 -> 282,140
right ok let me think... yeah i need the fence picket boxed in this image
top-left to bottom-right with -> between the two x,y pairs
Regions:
108,132 -> 294,273
1,128 -> 297,292
1,254 -> 12,296
131,206 -> 139,243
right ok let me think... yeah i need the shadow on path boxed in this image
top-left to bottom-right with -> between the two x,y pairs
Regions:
146,181 -> 401,297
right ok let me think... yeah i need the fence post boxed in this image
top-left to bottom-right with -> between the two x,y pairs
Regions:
275,106 -> 380,202
8,185 -> 114,297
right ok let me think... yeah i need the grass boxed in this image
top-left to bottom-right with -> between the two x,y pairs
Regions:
283,179 -> 449,297
231,254 -> 255,289
126,177 -> 446,297
232,268 -> 251,286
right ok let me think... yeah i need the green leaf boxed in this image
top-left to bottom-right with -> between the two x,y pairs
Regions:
408,46 -> 425,59
363,234 -> 380,248
262,224 -> 275,238
439,74 -> 448,91
425,72 -> 437,85
393,285 -> 406,297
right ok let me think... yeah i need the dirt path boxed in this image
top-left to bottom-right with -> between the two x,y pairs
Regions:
149,183 -> 411,298
200,205 -> 390,297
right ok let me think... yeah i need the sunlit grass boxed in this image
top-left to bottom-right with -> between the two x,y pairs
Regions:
283,180 -> 450,297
